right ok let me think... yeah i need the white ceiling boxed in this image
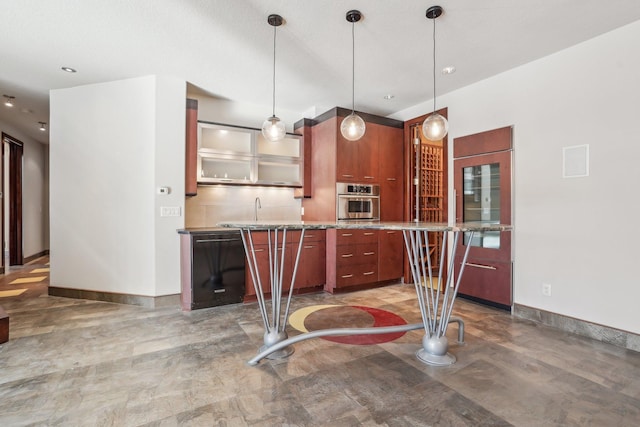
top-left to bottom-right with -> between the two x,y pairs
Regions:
2,0 -> 640,145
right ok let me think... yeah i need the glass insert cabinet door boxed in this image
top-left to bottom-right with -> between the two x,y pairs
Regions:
462,163 -> 500,248
454,150 -> 512,262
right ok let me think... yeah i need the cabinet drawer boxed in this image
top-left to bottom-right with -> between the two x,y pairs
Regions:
290,230 -> 326,243
336,243 -> 377,266
336,263 -> 378,287
246,230 -> 290,246
336,229 -> 378,245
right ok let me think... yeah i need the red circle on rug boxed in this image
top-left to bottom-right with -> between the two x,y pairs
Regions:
305,305 -> 407,345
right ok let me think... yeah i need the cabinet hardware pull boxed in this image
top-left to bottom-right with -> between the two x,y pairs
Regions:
465,262 -> 497,270
363,252 -> 375,256
342,233 -> 353,237
363,271 -> 375,276
364,232 -> 374,236
195,238 -> 240,243
386,231 -> 396,234
341,254 -> 354,258
341,274 -> 354,278
253,249 -> 265,252
364,176 -> 374,179
342,174 -> 354,178
386,178 -> 397,181
304,245 -> 314,249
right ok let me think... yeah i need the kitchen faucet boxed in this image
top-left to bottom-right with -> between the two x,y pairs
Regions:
254,197 -> 261,221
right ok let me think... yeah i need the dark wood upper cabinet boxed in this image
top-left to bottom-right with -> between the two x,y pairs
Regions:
293,119 -> 313,198
336,123 -> 379,182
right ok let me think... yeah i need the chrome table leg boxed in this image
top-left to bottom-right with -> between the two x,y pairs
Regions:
403,229 -> 474,366
240,227 -> 306,360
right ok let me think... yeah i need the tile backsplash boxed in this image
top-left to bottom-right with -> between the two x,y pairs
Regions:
185,185 -> 302,228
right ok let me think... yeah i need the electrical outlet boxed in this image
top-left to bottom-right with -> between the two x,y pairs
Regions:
542,283 -> 552,297
160,206 -> 181,217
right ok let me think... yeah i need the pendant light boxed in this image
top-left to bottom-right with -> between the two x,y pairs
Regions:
3,95 -> 15,107
422,6 -> 449,141
261,14 -> 286,142
38,122 -> 47,131
340,10 -> 366,142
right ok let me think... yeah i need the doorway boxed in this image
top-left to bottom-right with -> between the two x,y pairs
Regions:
2,133 -> 24,269
453,126 -> 513,310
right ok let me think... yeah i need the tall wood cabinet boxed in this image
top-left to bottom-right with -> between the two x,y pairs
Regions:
299,108 -> 404,293
404,111 -> 448,281
185,99 -> 198,196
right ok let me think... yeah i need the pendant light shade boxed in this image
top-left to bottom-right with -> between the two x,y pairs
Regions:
262,115 -> 286,142
341,112 -> 366,141
262,14 -> 286,142
422,6 -> 448,142
422,112 -> 448,141
340,10 -> 365,142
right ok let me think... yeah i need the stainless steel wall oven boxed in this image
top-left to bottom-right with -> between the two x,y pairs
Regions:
336,183 -> 380,220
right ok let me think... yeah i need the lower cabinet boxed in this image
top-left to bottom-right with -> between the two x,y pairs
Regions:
295,231 -> 326,289
245,230 -> 326,299
455,256 -> 512,308
378,229 -> 404,281
326,228 -> 405,293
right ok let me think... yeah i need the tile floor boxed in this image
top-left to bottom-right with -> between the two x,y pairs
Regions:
1,259 -> 640,426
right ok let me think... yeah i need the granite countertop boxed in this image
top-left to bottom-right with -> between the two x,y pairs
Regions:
212,221 -> 512,232
177,227 -> 240,235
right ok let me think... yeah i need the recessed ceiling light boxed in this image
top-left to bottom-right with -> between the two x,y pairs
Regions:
383,94 -> 395,100
442,66 -> 456,75
3,95 -> 15,107
61,66 -> 77,73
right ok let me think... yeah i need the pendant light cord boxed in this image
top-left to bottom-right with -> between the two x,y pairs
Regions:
432,16 -> 437,114
351,20 -> 356,113
272,24 -> 277,117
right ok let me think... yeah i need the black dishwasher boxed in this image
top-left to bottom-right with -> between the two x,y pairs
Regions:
190,231 -> 245,309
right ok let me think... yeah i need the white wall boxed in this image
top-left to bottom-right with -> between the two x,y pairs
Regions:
0,119 -> 48,260
50,75 -> 185,297
393,21 -> 640,334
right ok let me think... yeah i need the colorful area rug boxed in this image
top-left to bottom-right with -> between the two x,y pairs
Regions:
289,304 -> 407,345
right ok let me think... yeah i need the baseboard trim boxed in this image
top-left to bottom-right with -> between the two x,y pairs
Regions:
24,250 -> 50,264
48,287 -> 180,309
513,303 -> 640,353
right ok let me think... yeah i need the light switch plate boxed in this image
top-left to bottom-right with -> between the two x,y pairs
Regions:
160,206 -> 181,217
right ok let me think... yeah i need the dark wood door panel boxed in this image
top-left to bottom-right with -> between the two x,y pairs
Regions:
455,257 -> 512,307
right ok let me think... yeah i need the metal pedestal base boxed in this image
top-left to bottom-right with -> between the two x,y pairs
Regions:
260,329 -> 295,359
241,229 -> 306,363
416,335 -> 456,366
404,229 -> 475,367
261,345 -> 295,360
416,349 -> 456,366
